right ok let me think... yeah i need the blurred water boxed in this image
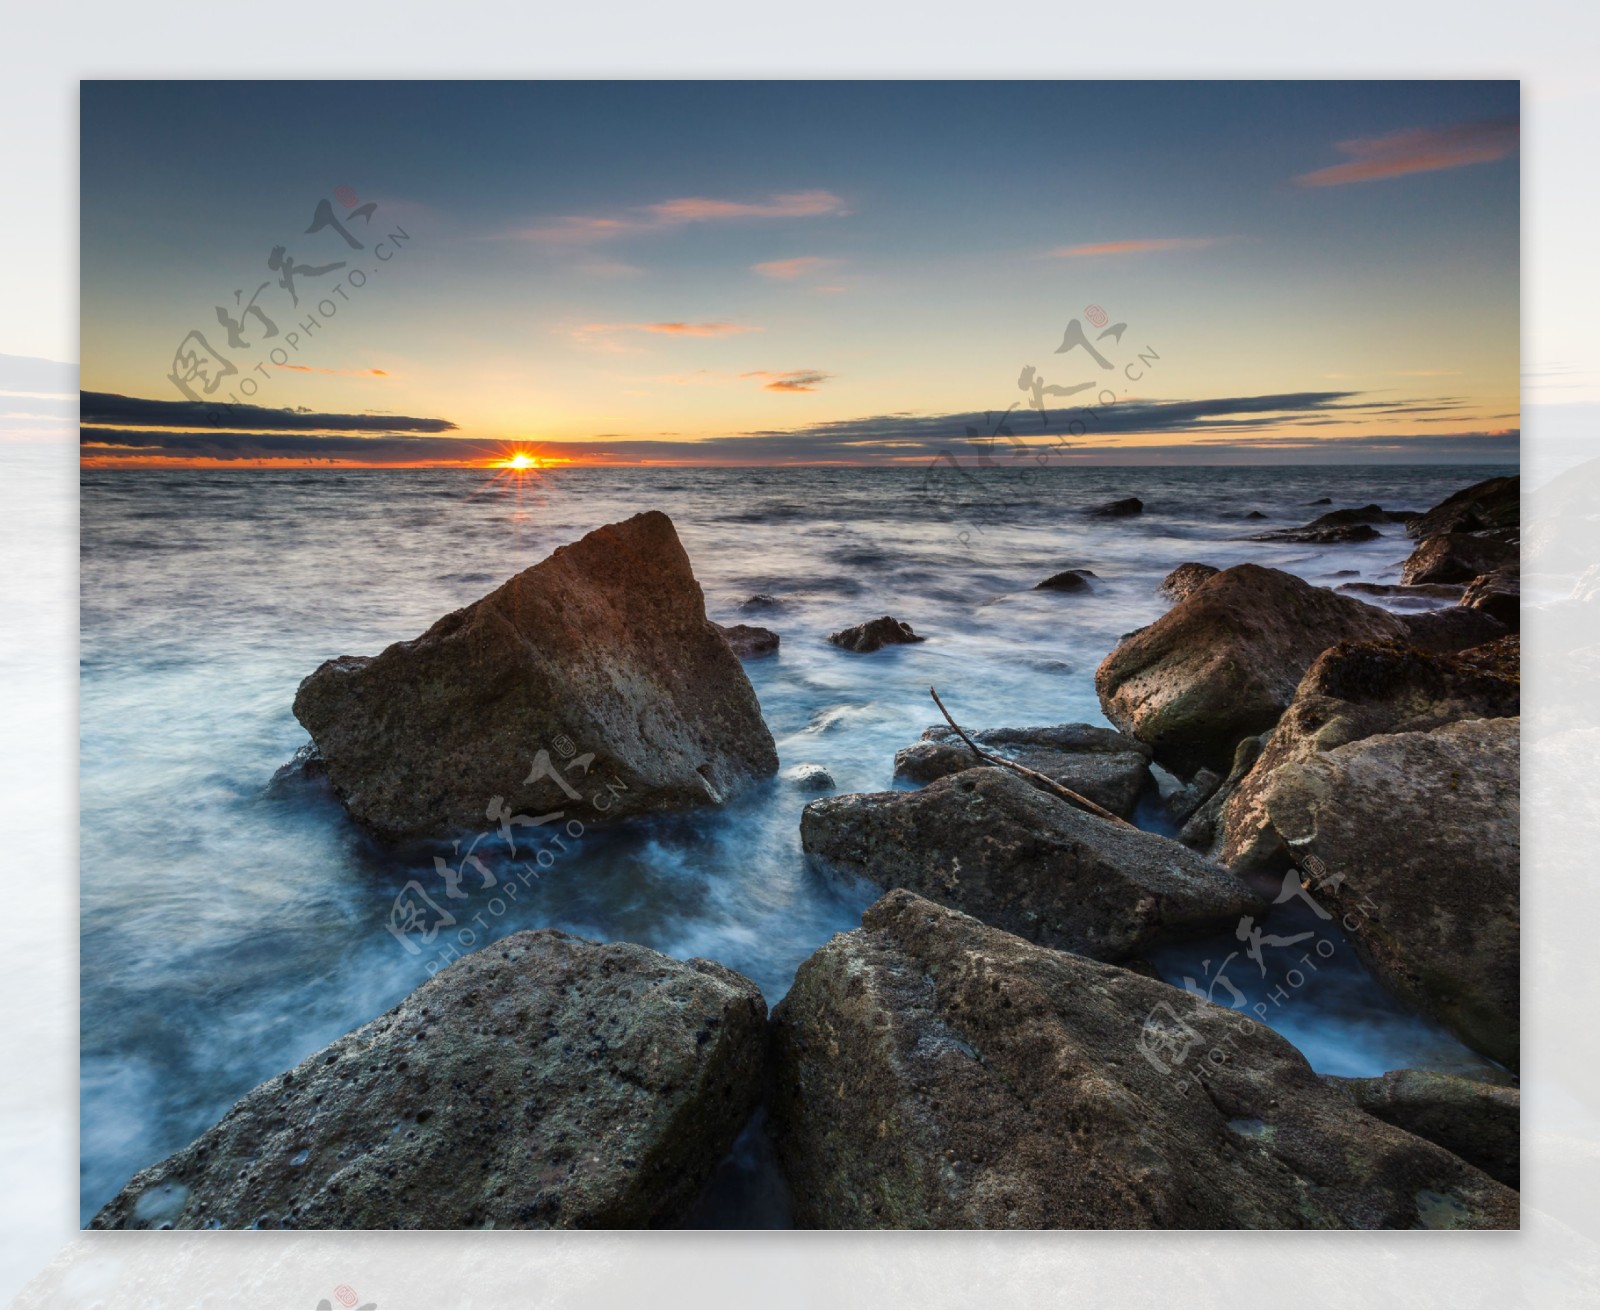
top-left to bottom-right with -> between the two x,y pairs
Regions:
79,462 -> 1513,1225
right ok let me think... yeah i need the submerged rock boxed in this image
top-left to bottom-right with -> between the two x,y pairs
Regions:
1400,533 -> 1518,586
1251,504 -> 1416,544
1406,475 -> 1520,542
1216,638 -> 1521,873
1088,496 -> 1143,517
800,766 -> 1261,961
769,890 -> 1520,1229
293,511 -> 779,840
784,763 -> 836,792
827,615 -> 926,653
714,622 -> 780,659
1034,568 -> 1096,592
90,930 -> 767,1230
1157,562 -> 1218,603
892,723 -> 1152,818
1324,1069 -> 1520,1190
1248,522 -> 1381,544
1094,564 -> 1408,775
737,593 -> 785,613
1252,717 -> 1520,1068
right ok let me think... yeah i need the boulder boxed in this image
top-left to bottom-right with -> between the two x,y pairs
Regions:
1088,496 -> 1143,517
1462,568 -> 1520,631
827,616 -> 926,653
1215,638 -> 1520,873
1251,505 -> 1416,544
1158,563 -> 1218,603
1324,1069 -> 1520,1190
1397,606 -> 1509,654
769,889 -> 1520,1229
714,622 -> 780,659
91,930 -> 767,1230
1094,564 -> 1409,775
784,763 -> 836,792
800,766 -> 1261,961
1401,533 -> 1518,586
1406,475 -> 1520,542
892,723 -> 1152,818
292,511 -> 779,840
737,593 -> 784,613
1034,569 -> 1096,592
1248,717 -> 1520,1068
1248,522 -> 1381,544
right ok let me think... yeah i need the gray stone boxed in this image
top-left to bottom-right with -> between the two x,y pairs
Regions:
892,723 -> 1151,818
769,890 -> 1520,1229
90,930 -> 768,1230
800,766 -> 1262,961
1094,564 -> 1409,775
1253,717 -> 1520,1068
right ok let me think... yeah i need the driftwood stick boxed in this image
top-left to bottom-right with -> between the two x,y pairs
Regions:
929,687 -> 1135,828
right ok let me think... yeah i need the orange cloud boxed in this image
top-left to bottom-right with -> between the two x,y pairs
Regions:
1295,118 -> 1518,187
1049,237 -> 1221,258
273,365 -> 390,377
741,369 -> 831,392
576,321 -> 760,341
752,256 -> 841,280
515,190 -> 847,242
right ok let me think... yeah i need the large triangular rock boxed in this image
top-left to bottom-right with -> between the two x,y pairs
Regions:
294,511 -> 779,839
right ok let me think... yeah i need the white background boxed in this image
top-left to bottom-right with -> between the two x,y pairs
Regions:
1,2 -> 1596,1306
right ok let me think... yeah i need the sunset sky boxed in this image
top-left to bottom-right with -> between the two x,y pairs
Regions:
79,80 -> 1519,467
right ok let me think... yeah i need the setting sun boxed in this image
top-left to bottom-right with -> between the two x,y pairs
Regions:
501,452 -> 539,470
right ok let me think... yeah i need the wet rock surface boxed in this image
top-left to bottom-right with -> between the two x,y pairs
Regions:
1250,717 -> 1520,1069
1034,568 -> 1097,592
769,890 -> 1520,1228
1325,1068 -> 1520,1190
1406,475 -> 1520,542
1461,568 -> 1520,631
1094,564 -> 1409,775
714,622 -> 781,658
1088,496 -> 1144,517
292,511 -> 779,840
1217,638 -> 1520,873
1401,533 -> 1518,586
800,767 -> 1262,961
892,723 -> 1152,818
91,930 -> 768,1230
1158,563 -> 1219,603
827,615 -> 926,653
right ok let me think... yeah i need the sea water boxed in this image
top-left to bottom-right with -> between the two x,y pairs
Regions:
79,463 -> 1515,1225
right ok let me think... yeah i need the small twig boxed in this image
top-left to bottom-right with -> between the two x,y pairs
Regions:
929,687 -> 1135,827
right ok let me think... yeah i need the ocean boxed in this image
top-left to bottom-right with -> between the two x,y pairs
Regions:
79,462 -> 1515,1226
